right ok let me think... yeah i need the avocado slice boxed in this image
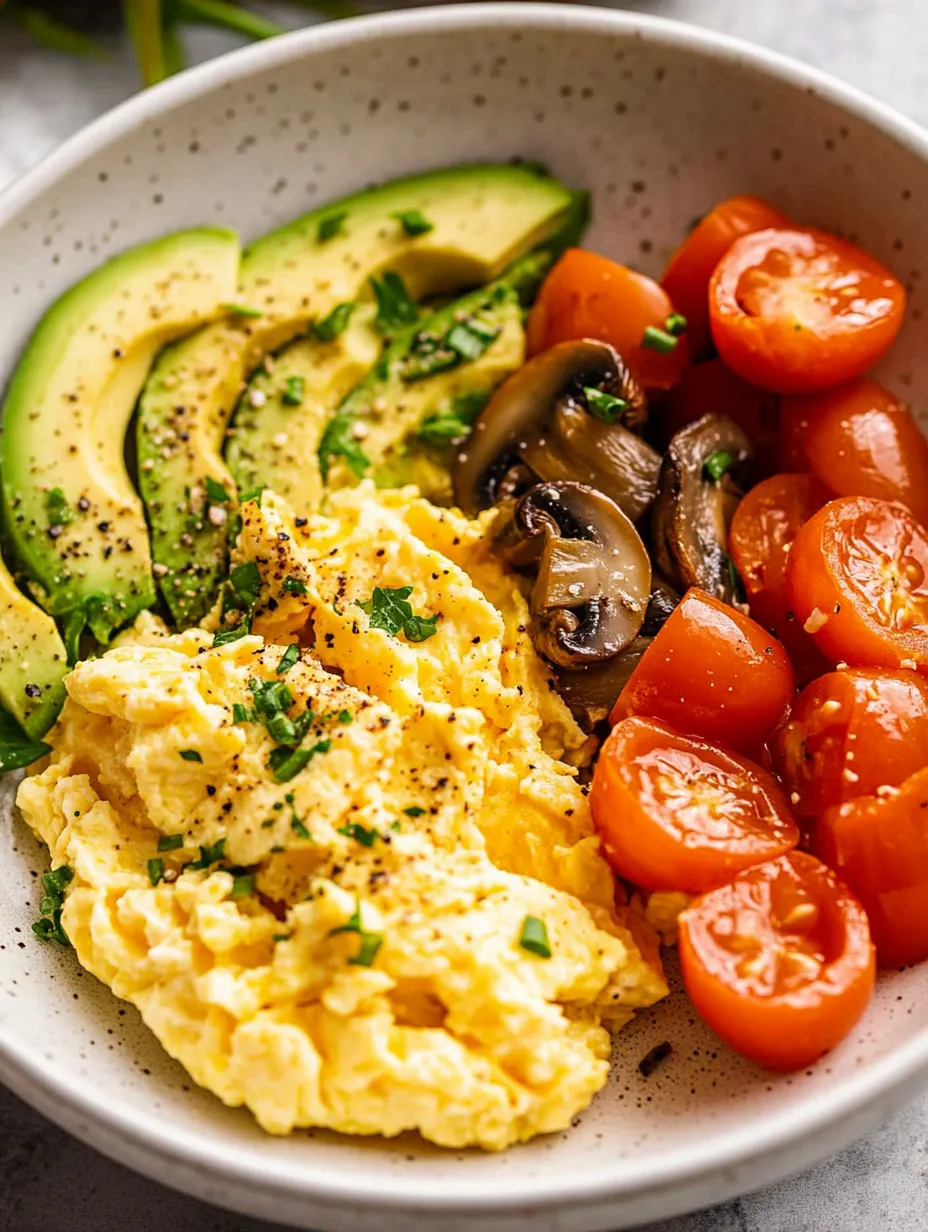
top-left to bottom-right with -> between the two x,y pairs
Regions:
0,228 -> 239,646
137,164 -> 582,626
0,551 -> 67,739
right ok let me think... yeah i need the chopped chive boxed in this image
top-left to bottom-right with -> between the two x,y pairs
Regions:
371,271 -> 419,335
266,712 -> 299,746
232,703 -> 255,724
350,932 -> 383,967
583,386 -> 628,423
281,375 -> 305,406
272,932 -> 291,942
291,815 -> 312,839
179,749 -> 203,763
403,806 -> 426,817
317,210 -> 348,242
336,822 -> 379,847
641,325 -> 679,354
277,643 -> 301,675
157,834 -> 184,852
445,320 -> 498,362
148,858 -> 165,886
391,208 -> 434,237
519,915 -> 552,959
272,738 -> 331,783
222,302 -> 263,318
702,449 -> 734,483
231,873 -> 255,899
187,838 -> 226,870
664,312 -> 688,337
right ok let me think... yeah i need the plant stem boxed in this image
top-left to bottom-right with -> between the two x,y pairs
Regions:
5,6 -> 108,56
124,0 -> 167,86
172,0 -> 281,40
161,19 -> 185,75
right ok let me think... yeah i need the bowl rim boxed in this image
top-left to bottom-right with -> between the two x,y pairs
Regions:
2,1 -> 928,1216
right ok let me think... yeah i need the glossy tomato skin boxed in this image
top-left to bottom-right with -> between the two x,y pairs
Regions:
773,668 -> 928,818
786,496 -> 928,670
815,767 -> 928,968
709,228 -> 906,395
591,716 -> 799,893
612,587 -> 795,757
778,395 -> 813,470
662,196 -> 791,358
665,358 -> 780,471
679,850 -> 875,1070
526,248 -> 690,389
728,472 -> 832,687
782,379 -> 928,527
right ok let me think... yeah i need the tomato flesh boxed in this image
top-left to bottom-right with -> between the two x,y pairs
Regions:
815,767 -> 928,968
782,378 -> 928,526
591,716 -> 799,893
679,851 -> 875,1070
526,248 -> 689,389
661,195 -> 791,358
612,587 -> 795,757
773,668 -> 928,818
709,228 -> 906,394
786,496 -> 928,669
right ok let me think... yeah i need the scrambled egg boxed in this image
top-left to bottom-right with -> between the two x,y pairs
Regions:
17,485 -> 667,1150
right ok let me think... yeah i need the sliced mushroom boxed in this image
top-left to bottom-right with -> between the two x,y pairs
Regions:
651,413 -> 752,604
493,481 -> 651,668
554,635 -> 653,731
519,400 -> 660,523
453,338 -> 647,516
642,576 -> 680,636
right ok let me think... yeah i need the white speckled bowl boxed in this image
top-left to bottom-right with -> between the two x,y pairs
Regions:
2,6 -> 928,1229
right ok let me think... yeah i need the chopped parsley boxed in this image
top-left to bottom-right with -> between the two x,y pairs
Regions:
157,834 -> 184,852
237,485 -> 264,507
664,312 -> 688,337
390,820 -> 402,832
277,643 -> 301,675
337,709 -> 353,724
392,208 -> 434,237
281,375 -> 305,406
318,409 -> 370,480
179,749 -> 202,763
45,486 -> 75,528
212,625 -> 251,648
221,302 -> 263,318
312,301 -> 355,343
33,864 -> 73,947
187,838 -> 226,870
317,210 -> 348,242
641,324 -> 679,354
205,475 -> 231,504
583,386 -> 628,424
328,898 -> 383,968
703,449 -> 734,483
273,933 -> 291,943
229,561 -> 261,604
282,576 -> 308,595
357,585 -> 440,643
337,822 -> 379,847
232,703 -> 256,724
371,271 -> 419,335
519,915 -> 552,959
416,389 -> 489,445
250,677 -> 294,718
0,708 -> 52,773
403,805 -> 426,817
231,873 -> 255,899
213,560 -> 261,648
147,858 -> 164,886
272,738 -> 331,783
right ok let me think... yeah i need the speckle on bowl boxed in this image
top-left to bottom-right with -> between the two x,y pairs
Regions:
1,7 -> 928,1232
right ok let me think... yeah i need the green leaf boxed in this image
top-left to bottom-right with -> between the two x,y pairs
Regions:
336,823 -> 379,847
43,865 -> 74,895
231,872 -> 255,899
391,209 -> 434,237
356,586 -> 439,642
232,703 -> 255,724
583,386 -> 628,424
281,376 -> 305,407
173,0 -> 281,40
0,707 -> 51,773
282,576 -> 308,595
11,6 -> 108,57
157,834 -> 184,852
312,301 -> 355,343
237,485 -> 265,507
703,450 -> 735,484
402,614 -> 440,642
221,302 -> 263,318
403,806 -> 426,817
33,863 -> 73,947
45,487 -> 74,528
317,211 -> 348,242
272,739 -> 331,783
371,271 -> 419,335
445,319 -> 498,362
250,678 -> 293,718
205,475 -> 231,504
519,915 -> 552,959
349,932 -> 383,967
337,709 -> 353,724
179,748 -> 202,763
187,838 -> 226,870
212,624 -> 250,648
318,410 -> 370,481
276,643 -> 301,675
148,857 -> 165,886
291,814 -> 312,840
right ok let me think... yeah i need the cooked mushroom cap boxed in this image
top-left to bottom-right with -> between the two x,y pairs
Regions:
651,413 -> 753,604
642,576 -> 680,637
452,338 -> 647,516
554,636 -> 654,731
493,481 -> 652,668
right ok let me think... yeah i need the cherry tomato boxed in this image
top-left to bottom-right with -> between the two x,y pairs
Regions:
662,196 -> 791,358
778,395 -> 813,471
815,767 -> 928,968
526,248 -> 689,389
786,496 -> 928,670
665,359 -> 780,472
679,851 -> 875,1070
773,668 -> 928,819
728,473 -> 832,686
781,379 -> 928,527
591,716 -> 799,893
709,228 -> 906,394
612,587 -> 795,757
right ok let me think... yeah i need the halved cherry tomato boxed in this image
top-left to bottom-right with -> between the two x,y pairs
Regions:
728,473 -> 832,686
786,496 -> 928,669
662,195 -> 791,358
815,767 -> 928,968
709,228 -> 906,394
591,716 -> 799,893
665,358 -> 780,471
781,379 -> 928,527
526,248 -> 689,389
612,587 -> 795,756
773,668 -> 928,817
778,395 -> 813,470
679,850 -> 875,1070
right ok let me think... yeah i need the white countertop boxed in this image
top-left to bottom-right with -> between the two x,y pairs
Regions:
2,3 -> 927,1229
